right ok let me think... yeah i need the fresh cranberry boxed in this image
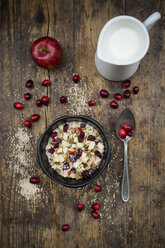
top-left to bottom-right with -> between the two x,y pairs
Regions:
133,86 -> 139,94
60,95 -> 67,103
26,80 -> 33,88
24,120 -> 31,128
30,114 -> 40,122
62,224 -> 70,231
29,177 -> 40,184
94,184 -> 102,192
87,135 -> 96,141
89,100 -> 95,106
63,163 -> 70,170
24,93 -> 31,100
95,150 -> 102,158
92,203 -> 100,211
114,93 -> 122,100
63,123 -> 69,132
123,79 -> 131,88
127,131 -> 133,137
69,155 -> 77,163
110,100 -> 118,109
70,168 -> 76,173
122,124 -> 132,131
13,102 -> 23,110
123,90 -> 131,98
77,203 -> 84,211
48,148 -> 55,154
41,96 -> 49,105
51,132 -> 58,138
54,143 -> 59,149
78,131 -> 85,142
36,99 -> 42,107
82,170 -> 90,179
73,74 -> 79,83
100,89 -> 109,98
42,79 -> 51,87
77,127 -> 82,132
119,129 -> 126,139
91,211 -> 100,219
80,123 -> 86,128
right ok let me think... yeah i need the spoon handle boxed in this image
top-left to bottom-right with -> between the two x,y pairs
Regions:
121,141 -> 130,202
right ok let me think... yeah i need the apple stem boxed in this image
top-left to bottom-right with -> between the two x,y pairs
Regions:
39,45 -> 50,54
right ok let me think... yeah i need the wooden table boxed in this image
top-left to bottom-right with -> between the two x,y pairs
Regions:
0,0 -> 164,247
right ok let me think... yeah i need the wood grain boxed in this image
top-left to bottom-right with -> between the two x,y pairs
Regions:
0,0 -> 164,247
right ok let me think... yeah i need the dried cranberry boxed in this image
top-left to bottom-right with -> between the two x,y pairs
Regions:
123,79 -> 131,88
89,100 -> 95,106
68,150 -> 75,155
88,168 -> 95,175
119,129 -> 126,139
100,89 -> 109,98
48,148 -> 55,154
110,100 -> 118,109
133,86 -> 139,94
36,99 -> 42,107
73,74 -> 79,83
91,211 -> 100,219
24,93 -> 31,100
42,79 -> 51,87
70,168 -> 76,173
41,96 -> 49,105
69,155 -> 77,163
29,177 -> 40,184
52,137 -> 56,143
51,132 -> 58,138
82,170 -> 90,179
13,102 -> 23,110
63,123 -> 69,132
77,203 -> 84,211
62,224 -> 70,231
123,90 -> 131,98
24,120 -> 31,128
114,93 -> 122,101
60,95 -> 67,103
76,149 -> 82,158
78,131 -> 85,142
26,80 -> 33,88
63,163 -> 70,170
87,135 -> 96,141
30,114 -> 40,122
56,138 -> 62,143
92,203 -> 100,210
77,127 -> 82,132
82,163 -> 88,168
54,143 -> 59,149
80,123 -> 86,128
94,184 -> 102,192
122,124 -> 132,131
95,150 -> 102,158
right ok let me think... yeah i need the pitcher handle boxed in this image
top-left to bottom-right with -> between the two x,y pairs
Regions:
143,12 -> 161,31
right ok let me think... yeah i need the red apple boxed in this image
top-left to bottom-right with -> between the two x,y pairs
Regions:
31,36 -> 63,69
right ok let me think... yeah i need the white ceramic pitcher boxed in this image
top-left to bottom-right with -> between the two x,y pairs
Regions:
95,12 -> 161,81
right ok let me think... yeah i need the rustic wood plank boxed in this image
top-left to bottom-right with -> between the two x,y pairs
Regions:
0,0 -> 164,247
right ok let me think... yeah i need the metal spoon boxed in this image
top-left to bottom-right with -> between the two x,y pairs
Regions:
115,108 -> 135,202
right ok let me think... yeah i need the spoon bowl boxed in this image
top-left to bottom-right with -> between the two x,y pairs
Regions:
116,108 -> 135,202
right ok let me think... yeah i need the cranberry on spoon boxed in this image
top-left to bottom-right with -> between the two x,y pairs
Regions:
115,109 -> 135,203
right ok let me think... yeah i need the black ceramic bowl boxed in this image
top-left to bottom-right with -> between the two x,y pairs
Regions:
37,116 -> 111,187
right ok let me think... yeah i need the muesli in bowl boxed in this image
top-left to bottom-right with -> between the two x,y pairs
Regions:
46,121 -> 105,179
